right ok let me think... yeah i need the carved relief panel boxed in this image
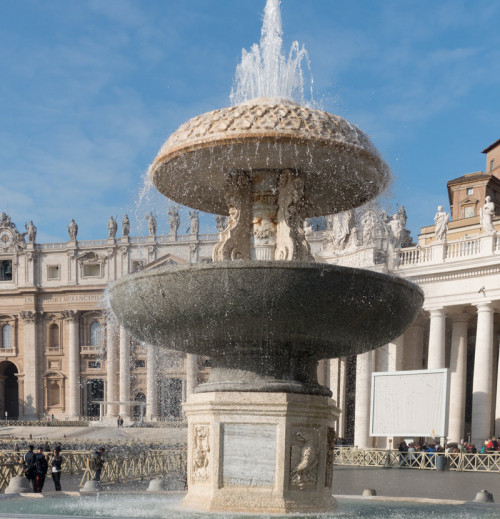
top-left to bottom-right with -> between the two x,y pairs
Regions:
192,424 -> 211,483
289,426 -> 320,490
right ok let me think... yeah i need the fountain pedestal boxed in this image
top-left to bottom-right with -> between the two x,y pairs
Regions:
183,391 -> 339,514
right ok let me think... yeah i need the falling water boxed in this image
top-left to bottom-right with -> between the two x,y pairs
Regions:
230,0 -> 313,105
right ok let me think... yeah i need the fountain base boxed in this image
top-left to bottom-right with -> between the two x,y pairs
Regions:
183,391 -> 339,514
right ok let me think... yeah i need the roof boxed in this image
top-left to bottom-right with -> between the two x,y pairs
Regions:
447,172 -> 492,186
482,138 -> 500,154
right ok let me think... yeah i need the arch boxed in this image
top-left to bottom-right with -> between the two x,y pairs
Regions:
133,392 -> 146,419
1,324 -> 12,349
0,361 -> 19,419
90,321 -> 102,347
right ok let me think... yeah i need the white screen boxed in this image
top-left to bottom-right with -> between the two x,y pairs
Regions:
370,369 -> 449,437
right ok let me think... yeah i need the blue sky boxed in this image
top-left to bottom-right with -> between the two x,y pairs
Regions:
1,0 -> 499,243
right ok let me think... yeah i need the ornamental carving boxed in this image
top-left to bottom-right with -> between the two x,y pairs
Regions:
192,425 -> 210,482
0,213 -> 27,251
20,311 -> 41,323
61,310 -> 78,322
290,429 -> 319,490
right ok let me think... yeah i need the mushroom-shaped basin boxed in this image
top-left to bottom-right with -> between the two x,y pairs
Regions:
150,98 -> 390,217
108,261 -> 423,361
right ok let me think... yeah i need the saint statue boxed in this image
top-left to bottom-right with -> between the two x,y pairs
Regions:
480,196 -> 496,234
107,216 -> 117,239
25,221 -> 37,243
215,215 -> 228,232
147,212 -> 157,237
122,214 -> 130,237
68,219 -> 78,241
168,208 -> 180,236
189,210 -> 200,235
434,206 -> 449,242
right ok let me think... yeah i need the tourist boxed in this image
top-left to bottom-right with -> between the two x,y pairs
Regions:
32,446 -> 49,492
55,442 -> 63,453
22,445 -> 35,484
50,448 -> 63,491
44,441 -> 51,453
91,447 -> 106,482
117,415 -> 122,427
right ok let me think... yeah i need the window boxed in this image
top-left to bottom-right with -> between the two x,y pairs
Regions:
88,360 -> 101,369
49,323 -> 59,348
466,187 -> 474,195
463,206 -> 475,218
90,321 -> 102,347
135,360 -> 146,368
47,265 -> 60,280
1,324 -> 12,349
491,159 -> 495,172
83,264 -> 101,277
0,260 -> 12,281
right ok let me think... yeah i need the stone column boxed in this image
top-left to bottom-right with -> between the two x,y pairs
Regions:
20,311 -> 40,419
448,314 -> 469,442
62,311 -> 80,418
495,335 -> 500,438
330,357 -> 347,439
106,320 -> 118,418
354,351 -> 373,449
146,344 -> 157,421
119,326 -> 130,418
387,336 -> 404,372
471,303 -> 495,445
403,322 -> 425,370
185,354 -> 199,399
427,308 -> 446,370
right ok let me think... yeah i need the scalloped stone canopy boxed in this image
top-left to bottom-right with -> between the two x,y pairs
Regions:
151,98 -> 390,217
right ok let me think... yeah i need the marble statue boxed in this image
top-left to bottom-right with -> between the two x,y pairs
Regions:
168,208 -> 180,236
360,207 -> 378,246
147,212 -> 157,237
388,213 -> 404,248
122,215 -> 130,237
107,216 -> 117,239
480,196 -> 496,234
434,206 -> 449,242
25,221 -> 37,243
189,210 -> 200,235
68,219 -> 78,241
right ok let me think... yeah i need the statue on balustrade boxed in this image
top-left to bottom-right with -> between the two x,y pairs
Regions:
434,206 -> 449,242
480,196 -> 496,234
25,221 -> 37,243
67,219 -> 78,241
147,212 -> 157,237
122,214 -> 130,237
168,208 -> 180,236
107,216 -> 117,239
189,210 -> 200,235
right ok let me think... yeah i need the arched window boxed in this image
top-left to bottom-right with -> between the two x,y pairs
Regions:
2,324 -> 12,349
90,321 -> 102,347
49,323 -> 59,348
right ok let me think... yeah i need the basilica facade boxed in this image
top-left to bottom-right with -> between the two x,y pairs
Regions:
1,139 -> 499,448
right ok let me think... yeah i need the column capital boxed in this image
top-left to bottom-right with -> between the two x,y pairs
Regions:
19,310 -> 42,323
476,301 -> 495,313
62,310 -> 79,322
426,307 -> 446,318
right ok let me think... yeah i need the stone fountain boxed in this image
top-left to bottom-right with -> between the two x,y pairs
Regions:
108,0 -> 423,514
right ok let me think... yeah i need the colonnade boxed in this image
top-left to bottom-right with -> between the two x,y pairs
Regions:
350,302 -> 500,449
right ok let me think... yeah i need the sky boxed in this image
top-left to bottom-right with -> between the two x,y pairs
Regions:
1,0 -> 499,243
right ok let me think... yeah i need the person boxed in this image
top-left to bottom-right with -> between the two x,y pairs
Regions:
480,196 -> 496,234
55,442 -> 63,454
91,447 -> 105,482
23,445 -> 35,484
50,448 -> 63,491
119,416 -> 124,427
434,206 -> 449,241
117,415 -> 121,428
44,441 -> 51,453
32,446 -> 49,492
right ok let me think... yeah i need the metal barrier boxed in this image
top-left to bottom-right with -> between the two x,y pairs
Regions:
0,449 -> 186,491
334,447 -> 500,472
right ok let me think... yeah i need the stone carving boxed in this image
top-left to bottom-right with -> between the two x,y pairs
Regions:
325,427 -> 336,488
122,215 -> 130,237
360,207 -> 378,246
213,171 -> 252,262
332,210 -> 357,251
25,221 -> 37,244
303,220 -> 313,236
192,425 -> 210,482
290,430 -> 319,490
107,216 -> 117,239
275,169 -> 313,261
0,213 -> 26,250
67,219 -> 78,241
61,310 -> 78,321
480,196 -> 496,234
147,212 -> 157,237
215,215 -> 228,232
189,210 -> 200,235
20,311 -> 40,323
168,208 -> 180,237
434,206 -> 449,242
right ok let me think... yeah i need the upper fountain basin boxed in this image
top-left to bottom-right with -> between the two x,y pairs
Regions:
108,261 -> 423,360
151,98 -> 390,217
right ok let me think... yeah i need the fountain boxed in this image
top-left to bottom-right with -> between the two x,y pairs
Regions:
108,0 -> 423,514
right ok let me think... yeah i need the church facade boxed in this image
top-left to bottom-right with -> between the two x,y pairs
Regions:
1,139 -> 499,448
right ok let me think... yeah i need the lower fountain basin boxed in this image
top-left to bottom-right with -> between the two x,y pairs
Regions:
109,261 -> 423,394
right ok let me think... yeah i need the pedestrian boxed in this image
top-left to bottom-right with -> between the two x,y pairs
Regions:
119,416 -> 124,427
55,442 -> 63,453
44,441 -> 51,453
32,446 -> 49,492
91,447 -> 105,482
23,445 -> 35,484
117,415 -> 121,428
50,448 -> 63,491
